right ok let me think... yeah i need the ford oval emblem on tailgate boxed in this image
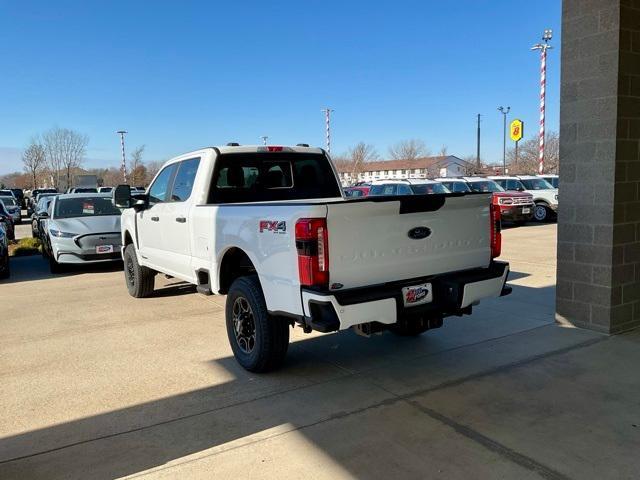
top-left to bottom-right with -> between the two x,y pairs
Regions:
408,226 -> 431,240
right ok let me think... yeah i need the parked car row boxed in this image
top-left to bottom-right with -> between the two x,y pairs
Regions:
343,174 -> 558,224
0,185 -> 150,280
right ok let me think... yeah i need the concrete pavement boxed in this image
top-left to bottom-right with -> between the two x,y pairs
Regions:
1,223 -> 639,479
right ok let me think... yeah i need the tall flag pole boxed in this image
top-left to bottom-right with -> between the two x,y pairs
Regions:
531,29 -> 553,175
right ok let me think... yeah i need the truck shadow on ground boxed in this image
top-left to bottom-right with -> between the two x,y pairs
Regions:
0,275 -> 566,480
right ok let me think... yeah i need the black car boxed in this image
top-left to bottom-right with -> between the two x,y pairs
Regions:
0,221 -> 9,279
10,188 -> 25,208
30,194 -> 57,238
0,201 -> 15,241
28,188 -> 57,216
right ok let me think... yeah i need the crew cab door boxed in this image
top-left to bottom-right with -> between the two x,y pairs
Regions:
158,157 -> 200,279
137,163 -> 178,266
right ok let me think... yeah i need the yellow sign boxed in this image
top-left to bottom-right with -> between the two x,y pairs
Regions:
510,119 -> 524,142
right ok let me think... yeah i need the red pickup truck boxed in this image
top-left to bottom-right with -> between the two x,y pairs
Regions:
436,177 -> 534,224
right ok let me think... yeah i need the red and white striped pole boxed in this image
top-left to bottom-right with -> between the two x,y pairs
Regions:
532,30 -> 552,175
538,47 -> 547,174
321,108 -> 333,154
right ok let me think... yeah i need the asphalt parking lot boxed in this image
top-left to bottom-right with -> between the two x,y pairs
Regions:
1,222 -> 639,479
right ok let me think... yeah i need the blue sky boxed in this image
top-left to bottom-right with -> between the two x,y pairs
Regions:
0,0 -> 561,174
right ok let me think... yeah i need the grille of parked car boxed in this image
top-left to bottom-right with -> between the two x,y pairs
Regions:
511,197 -> 533,205
74,233 -> 122,250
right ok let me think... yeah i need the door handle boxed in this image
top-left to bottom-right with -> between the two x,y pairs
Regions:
151,216 -> 159,222
175,217 -> 187,223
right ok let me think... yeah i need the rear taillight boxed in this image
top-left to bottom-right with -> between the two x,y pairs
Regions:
490,203 -> 502,259
295,218 -> 329,288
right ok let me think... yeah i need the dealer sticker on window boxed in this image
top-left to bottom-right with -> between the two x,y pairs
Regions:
96,245 -> 114,254
402,283 -> 433,307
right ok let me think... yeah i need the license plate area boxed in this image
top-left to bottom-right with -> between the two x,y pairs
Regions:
96,245 -> 114,254
402,282 -> 433,307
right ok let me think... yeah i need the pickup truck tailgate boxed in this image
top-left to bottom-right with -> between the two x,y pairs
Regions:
326,194 -> 492,289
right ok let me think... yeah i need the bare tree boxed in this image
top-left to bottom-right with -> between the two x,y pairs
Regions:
438,145 -> 449,157
388,139 -> 429,161
507,131 -> 559,174
145,160 -> 164,183
347,142 -> 378,179
42,127 -> 89,190
22,138 -> 46,189
128,145 -> 145,186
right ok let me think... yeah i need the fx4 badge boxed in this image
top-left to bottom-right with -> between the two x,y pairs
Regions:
259,220 -> 287,234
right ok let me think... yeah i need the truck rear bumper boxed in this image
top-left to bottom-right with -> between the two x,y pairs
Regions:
299,261 -> 510,332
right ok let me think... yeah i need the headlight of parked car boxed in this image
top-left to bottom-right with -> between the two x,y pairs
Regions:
498,198 -> 513,205
49,229 -> 76,238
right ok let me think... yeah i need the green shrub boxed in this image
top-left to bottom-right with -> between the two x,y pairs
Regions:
9,237 -> 42,257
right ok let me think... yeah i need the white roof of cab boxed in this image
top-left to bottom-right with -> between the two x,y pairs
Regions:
216,145 -> 324,155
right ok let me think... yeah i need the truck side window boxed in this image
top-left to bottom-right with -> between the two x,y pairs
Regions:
170,158 -> 200,202
397,184 -> 412,195
506,180 -> 521,190
148,164 -> 178,204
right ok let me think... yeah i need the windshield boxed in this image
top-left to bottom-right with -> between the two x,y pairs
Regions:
467,181 -> 504,193
53,196 -> 121,219
520,178 -> 554,190
410,183 -> 450,194
0,197 -> 17,206
74,188 -> 98,193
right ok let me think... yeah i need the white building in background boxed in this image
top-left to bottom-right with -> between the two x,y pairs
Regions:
335,155 -> 472,186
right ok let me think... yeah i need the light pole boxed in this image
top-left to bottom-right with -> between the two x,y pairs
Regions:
116,130 -> 128,183
497,107 -> 510,173
321,108 -> 334,154
476,113 -> 481,170
260,135 -> 268,145
532,29 -> 553,174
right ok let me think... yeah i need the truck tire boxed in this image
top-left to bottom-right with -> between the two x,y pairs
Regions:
533,204 -> 549,222
226,275 -> 289,372
123,243 -> 155,298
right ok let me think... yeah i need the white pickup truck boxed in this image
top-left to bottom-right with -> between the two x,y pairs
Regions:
113,145 -> 511,372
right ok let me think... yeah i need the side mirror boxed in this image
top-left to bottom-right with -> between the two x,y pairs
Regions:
113,184 -> 132,208
132,197 -> 148,212
40,212 -> 49,218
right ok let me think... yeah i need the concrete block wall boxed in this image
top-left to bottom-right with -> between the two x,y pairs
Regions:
557,0 -> 640,333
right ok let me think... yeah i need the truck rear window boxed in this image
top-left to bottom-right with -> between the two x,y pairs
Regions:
208,152 -> 341,203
